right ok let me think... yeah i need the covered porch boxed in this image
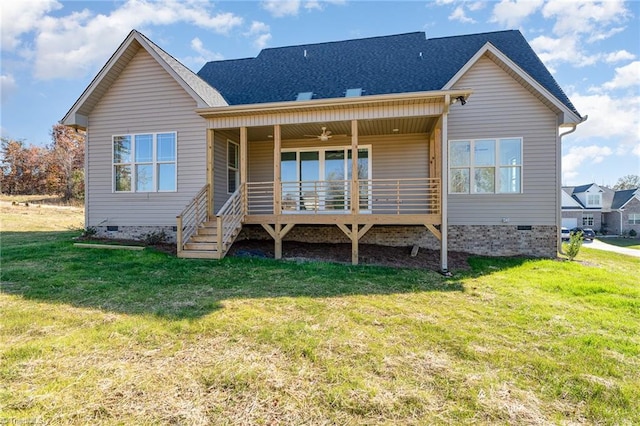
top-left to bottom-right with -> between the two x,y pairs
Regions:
177,90 -> 471,271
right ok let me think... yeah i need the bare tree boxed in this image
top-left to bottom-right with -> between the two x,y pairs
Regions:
612,175 -> 640,190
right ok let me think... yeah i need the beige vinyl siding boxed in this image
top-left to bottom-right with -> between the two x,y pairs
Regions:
87,48 -> 207,227
448,55 -> 559,226
247,134 -> 429,183
212,130 -> 238,212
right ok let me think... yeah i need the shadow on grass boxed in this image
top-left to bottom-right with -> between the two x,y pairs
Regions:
0,231 -> 529,320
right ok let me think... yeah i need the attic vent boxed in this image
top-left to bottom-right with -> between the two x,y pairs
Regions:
304,49 -> 307,58
345,88 -> 362,97
296,92 -> 313,101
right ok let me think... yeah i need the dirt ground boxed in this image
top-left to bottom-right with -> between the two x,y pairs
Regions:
227,239 -> 471,271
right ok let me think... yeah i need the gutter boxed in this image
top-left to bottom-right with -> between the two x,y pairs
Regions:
557,115 -> 588,255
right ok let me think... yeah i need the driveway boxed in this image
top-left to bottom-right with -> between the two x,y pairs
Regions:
583,239 -> 640,258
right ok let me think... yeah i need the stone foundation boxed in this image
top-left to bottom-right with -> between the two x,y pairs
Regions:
92,225 -> 177,244
238,224 -> 557,258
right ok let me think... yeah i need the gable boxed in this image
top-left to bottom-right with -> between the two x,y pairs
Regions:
562,190 -> 583,209
92,48 -> 198,119
62,30 -> 226,130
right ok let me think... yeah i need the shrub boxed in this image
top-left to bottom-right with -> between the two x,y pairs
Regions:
565,230 -> 583,261
630,229 -> 638,238
82,227 -> 97,238
144,230 -> 167,245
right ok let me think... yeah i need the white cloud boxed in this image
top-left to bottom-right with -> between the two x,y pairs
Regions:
568,91 -> 640,157
261,0 -> 301,17
490,0 -> 544,28
30,0 -> 243,80
1,74 -> 17,104
541,0 -> 628,38
605,50 -> 636,63
562,144 -> 613,182
181,37 -> 224,68
449,6 -> 476,24
602,61 -> 640,90
244,21 -> 272,50
0,0 -> 62,51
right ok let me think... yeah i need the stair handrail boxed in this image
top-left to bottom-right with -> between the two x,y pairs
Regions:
176,184 -> 209,256
215,183 -> 245,255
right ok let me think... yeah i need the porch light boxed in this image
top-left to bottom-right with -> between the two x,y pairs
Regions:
456,96 -> 466,105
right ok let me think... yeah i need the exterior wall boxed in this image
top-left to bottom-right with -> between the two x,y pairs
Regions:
562,210 -> 602,231
213,129 -> 239,212
86,47 -> 208,228
605,197 -> 640,235
238,224 -> 557,257
622,198 -> 640,235
92,225 -> 177,243
448,55 -> 559,227
248,133 -> 430,182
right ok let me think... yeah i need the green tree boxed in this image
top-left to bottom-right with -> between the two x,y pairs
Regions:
612,174 -> 640,190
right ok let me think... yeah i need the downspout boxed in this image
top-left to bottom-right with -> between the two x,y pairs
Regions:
557,115 -> 588,255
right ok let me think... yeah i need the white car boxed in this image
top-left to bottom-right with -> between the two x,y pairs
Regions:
561,227 -> 571,241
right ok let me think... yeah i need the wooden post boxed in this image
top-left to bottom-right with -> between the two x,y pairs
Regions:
274,223 -> 282,259
217,215 -> 223,254
351,120 -> 359,215
273,124 -> 281,215
440,95 -> 449,273
176,215 -> 183,256
351,223 -> 358,265
240,126 -> 248,216
207,129 -> 214,217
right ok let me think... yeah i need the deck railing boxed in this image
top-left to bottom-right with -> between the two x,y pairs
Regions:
176,184 -> 209,254
246,178 -> 440,215
216,183 -> 245,255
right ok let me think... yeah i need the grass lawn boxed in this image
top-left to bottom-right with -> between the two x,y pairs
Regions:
597,237 -> 640,250
1,208 -> 639,424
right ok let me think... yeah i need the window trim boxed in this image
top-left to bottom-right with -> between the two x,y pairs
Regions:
112,131 -> 177,193
227,139 -> 239,194
586,193 -> 601,207
582,213 -> 594,226
280,144 -> 373,212
448,137 -> 523,194
629,213 -> 640,225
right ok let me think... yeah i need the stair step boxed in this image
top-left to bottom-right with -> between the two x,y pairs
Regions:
196,227 -> 218,235
190,234 -> 218,243
178,249 -> 221,259
201,221 -> 218,228
184,242 -> 218,251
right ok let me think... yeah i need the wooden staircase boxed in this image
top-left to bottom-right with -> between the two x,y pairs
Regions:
177,184 -> 245,260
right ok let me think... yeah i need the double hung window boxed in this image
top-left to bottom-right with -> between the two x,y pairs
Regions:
227,140 -> 239,193
113,132 -> 177,192
449,137 -> 522,194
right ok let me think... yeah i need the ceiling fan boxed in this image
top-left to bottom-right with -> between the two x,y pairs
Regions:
303,127 -> 346,142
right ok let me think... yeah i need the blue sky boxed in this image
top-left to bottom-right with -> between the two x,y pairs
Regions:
1,0 -> 638,186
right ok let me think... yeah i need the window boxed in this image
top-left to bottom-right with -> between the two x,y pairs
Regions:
449,138 -> 522,194
583,213 -> 594,226
113,132 -> 176,192
281,145 -> 371,212
227,140 -> 239,193
629,214 -> 640,225
296,92 -> 313,101
586,193 -> 601,206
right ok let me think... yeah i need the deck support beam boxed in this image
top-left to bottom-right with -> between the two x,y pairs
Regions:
261,223 -> 295,260
336,223 -> 373,265
425,224 -> 441,241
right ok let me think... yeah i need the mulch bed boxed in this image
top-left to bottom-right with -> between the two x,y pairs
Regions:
228,239 -> 471,271
76,236 -> 471,271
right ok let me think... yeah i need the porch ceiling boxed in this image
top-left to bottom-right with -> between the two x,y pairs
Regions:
246,116 -> 438,141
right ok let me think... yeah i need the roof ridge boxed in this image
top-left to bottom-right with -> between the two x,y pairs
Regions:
426,29 -> 518,41
258,31 -> 425,53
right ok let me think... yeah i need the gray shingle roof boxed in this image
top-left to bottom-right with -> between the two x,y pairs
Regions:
612,189 -> 639,210
197,30 -> 580,117
136,31 -> 227,107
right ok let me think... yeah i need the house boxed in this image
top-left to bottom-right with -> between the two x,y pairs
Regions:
561,183 -> 605,230
61,29 -> 584,271
562,184 -> 640,235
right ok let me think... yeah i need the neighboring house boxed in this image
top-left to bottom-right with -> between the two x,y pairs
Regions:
62,29 -> 584,271
561,183 -> 604,230
606,188 -> 640,235
562,184 -> 640,235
